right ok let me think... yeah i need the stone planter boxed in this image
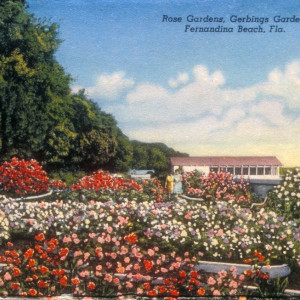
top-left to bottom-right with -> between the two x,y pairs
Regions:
1,190 -> 53,204
194,260 -> 291,279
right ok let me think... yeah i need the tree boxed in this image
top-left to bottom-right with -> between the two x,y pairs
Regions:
131,141 -> 188,179
147,147 -> 169,173
0,0 -> 72,161
69,91 -> 120,172
132,143 -> 148,170
109,129 -> 133,172
0,2 -> 123,172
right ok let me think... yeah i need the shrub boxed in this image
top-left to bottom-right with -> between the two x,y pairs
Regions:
140,178 -> 165,201
183,170 -> 250,203
49,179 -> 66,191
70,171 -> 142,192
267,168 -> 300,219
0,157 -> 49,196
48,170 -> 86,187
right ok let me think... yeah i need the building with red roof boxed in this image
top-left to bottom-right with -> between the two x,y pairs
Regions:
170,156 -> 282,179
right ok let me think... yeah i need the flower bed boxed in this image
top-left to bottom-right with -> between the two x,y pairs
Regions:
0,233 -> 282,298
0,162 -> 299,297
0,194 -> 299,264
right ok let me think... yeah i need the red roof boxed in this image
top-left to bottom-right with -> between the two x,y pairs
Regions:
170,156 -> 282,166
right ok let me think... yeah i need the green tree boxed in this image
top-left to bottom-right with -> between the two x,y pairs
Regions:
132,143 -> 148,170
69,91 -> 120,172
109,129 -> 133,172
0,0 -> 72,161
147,147 -> 169,174
131,141 -> 188,179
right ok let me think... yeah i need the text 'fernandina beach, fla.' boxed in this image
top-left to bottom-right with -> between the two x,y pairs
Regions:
162,14 -> 300,33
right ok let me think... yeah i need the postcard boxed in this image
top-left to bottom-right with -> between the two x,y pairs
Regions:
0,0 -> 299,298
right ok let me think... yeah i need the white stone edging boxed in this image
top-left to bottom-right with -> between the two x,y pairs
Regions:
1,190 -> 53,203
194,260 -> 291,279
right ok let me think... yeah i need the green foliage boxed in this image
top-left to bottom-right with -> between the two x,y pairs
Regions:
267,168 -> 300,220
48,170 -> 86,187
109,129 -> 133,172
131,141 -> 188,180
258,276 -> 289,298
280,167 -> 296,175
0,0 -> 71,160
182,169 -> 204,193
69,92 -> 120,172
0,1 -> 129,173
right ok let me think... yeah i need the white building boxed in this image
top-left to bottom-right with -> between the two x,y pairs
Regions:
170,156 -> 282,179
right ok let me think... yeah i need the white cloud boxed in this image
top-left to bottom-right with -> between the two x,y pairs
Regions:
120,65 -> 232,123
259,61 -> 300,108
168,72 -> 189,88
126,84 -> 169,104
80,61 -> 300,166
223,107 -> 246,123
193,65 -> 225,87
71,85 -> 83,94
249,100 -> 288,125
73,71 -> 134,100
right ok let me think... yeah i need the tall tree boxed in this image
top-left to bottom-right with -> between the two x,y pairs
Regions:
109,129 -> 133,172
0,0 -> 72,160
69,91 -> 119,172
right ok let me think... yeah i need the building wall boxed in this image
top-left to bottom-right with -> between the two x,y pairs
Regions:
172,164 -> 280,178
172,165 -> 210,174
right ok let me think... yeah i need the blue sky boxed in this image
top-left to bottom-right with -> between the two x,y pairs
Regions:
27,0 -> 300,166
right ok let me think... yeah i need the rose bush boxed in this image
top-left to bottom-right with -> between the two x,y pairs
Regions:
71,171 -> 142,192
0,157 -> 49,196
182,170 -> 250,203
268,168 -> 300,220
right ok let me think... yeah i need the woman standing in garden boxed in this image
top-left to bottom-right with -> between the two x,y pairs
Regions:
173,169 -> 183,197
165,171 -> 174,200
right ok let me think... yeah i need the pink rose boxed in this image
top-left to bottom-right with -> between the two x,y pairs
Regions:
4,272 -> 11,281
106,226 -> 113,234
229,280 -> 238,289
216,229 -> 224,236
98,237 -> 105,244
74,251 -> 83,257
96,265 -> 102,271
63,236 -> 72,243
124,257 -> 130,264
207,277 -> 216,285
229,289 -> 237,295
88,233 -> 96,239
104,274 -> 112,282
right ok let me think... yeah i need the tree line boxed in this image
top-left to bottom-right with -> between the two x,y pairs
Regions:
0,0 -> 187,178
